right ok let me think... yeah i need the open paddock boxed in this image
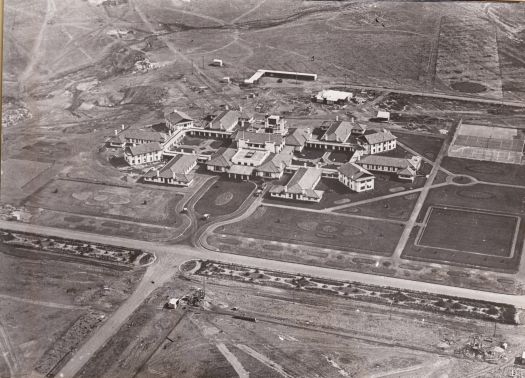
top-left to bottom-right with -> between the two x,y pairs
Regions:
30,210 -> 179,242
392,132 -> 445,161
216,206 -> 404,256
25,179 -> 183,227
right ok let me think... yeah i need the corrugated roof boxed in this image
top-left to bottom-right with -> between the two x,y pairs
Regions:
207,147 -> 236,167
361,130 -> 396,145
338,162 -> 373,180
127,142 -> 162,156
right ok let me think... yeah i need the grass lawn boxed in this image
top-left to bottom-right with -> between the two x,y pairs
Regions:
441,157 -> 525,186
418,207 -> 518,256
264,174 -> 426,210
402,221 -> 524,273
402,183 -> 525,272
180,135 -> 207,146
337,192 -> 419,221
194,178 -> 256,217
25,179 -> 183,226
418,183 -> 525,222
391,132 -> 444,161
217,206 -> 404,256
328,151 -> 350,163
294,148 -> 325,160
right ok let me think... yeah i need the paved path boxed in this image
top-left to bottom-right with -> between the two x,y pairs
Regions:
2,221 -> 525,308
392,121 -> 458,259
2,220 -> 525,378
262,202 -> 406,225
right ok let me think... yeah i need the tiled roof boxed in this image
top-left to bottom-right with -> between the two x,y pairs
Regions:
124,130 -> 165,143
285,128 -> 309,146
286,167 -> 322,194
322,121 -> 353,143
256,152 -> 292,173
228,164 -> 254,176
127,142 -> 162,156
209,110 -> 240,130
357,155 -> 418,170
207,147 -> 236,167
166,110 -> 193,125
108,134 -> 126,144
338,162 -> 373,180
361,130 -> 396,145
235,130 -> 284,144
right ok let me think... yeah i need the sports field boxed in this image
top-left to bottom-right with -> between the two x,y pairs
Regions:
402,184 -> 525,272
417,207 -> 519,257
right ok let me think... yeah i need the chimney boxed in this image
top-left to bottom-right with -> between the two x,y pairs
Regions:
122,124 -> 125,130
114,129 -> 118,136
336,115 -> 339,121
351,117 -> 355,123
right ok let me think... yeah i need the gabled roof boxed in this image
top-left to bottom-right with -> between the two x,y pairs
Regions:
207,147 -> 236,167
256,152 -> 292,173
209,110 -> 240,130
322,121 -> 353,143
235,130 -> 284,144
351,122 -> 367,131
361,130 -> 396,145
357,155 -> 419,170
160,154 -> 197,177
166,110 -> 193,125
286,167 -> 322,194
124,130 -> 165,143
127,142 -> 162,156
338,162 -> 374,180
108,133 -> 126,144
285,128 -> 309,147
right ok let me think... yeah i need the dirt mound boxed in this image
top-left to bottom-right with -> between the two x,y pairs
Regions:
119,86 -> 167,105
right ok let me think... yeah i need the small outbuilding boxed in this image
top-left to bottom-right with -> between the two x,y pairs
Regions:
212,59 -> 223,67
376,110 -> 391,121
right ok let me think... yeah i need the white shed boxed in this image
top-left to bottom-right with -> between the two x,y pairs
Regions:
213,59 -> 223,67
376,111 -> 391,121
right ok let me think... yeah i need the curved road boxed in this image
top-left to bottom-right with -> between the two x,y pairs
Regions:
0,220 -> 523,378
